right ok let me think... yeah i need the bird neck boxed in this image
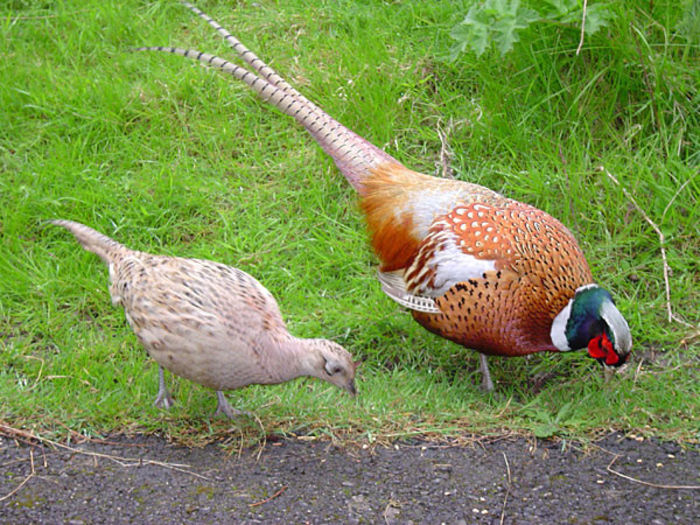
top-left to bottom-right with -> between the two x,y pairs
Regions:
272,335 -> 326,382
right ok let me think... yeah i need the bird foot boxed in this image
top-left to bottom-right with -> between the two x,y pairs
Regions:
480,377 -> 494,392
153,366 -> 175,409
153,389 -> 174,410
214,391 -> 252,420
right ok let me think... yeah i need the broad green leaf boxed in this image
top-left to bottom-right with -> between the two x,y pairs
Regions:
559,3 -> 614,35
676,0 -> 700,44
543,0 -> 578,17
584,4 -> 614,35
449,0 -> 541,57
534,422 -> 558,438
554,401 -> 574,424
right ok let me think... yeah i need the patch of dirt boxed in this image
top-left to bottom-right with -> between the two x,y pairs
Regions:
0,432 -> 697,523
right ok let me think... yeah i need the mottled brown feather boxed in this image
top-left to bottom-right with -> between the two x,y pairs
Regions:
51,219 -> 358,413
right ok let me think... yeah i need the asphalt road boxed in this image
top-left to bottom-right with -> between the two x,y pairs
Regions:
1,432 -> 697,523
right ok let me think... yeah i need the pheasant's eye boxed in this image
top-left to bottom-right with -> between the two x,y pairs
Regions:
601,333 -> 623,366
325,364 -> 342,375
601,332 -> 614,354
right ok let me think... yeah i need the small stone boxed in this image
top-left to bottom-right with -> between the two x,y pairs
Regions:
348,494 -> 371,514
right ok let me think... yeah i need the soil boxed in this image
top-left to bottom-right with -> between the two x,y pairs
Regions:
0,432 -> 697,524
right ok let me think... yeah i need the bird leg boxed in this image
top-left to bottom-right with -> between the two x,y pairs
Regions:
479,354 -> 494,392
153,366 -> 174,409
214,390 -> 252,419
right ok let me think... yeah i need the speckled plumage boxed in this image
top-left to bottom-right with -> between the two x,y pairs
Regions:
52,220 -> 357,417
138,2 -> 632,390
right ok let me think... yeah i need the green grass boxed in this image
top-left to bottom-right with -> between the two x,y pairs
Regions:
1,0 -> 697,446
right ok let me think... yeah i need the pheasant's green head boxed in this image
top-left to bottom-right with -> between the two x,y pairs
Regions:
551,284 -> 632,367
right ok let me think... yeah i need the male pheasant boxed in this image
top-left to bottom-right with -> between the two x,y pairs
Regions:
138,2 -> 632,390
52,220 -> 358,418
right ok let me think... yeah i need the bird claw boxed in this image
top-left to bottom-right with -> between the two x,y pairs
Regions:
480,377 -> 495,392
214,391 -> 252,420
153,366 -> 174,409
153,389 -> 174,410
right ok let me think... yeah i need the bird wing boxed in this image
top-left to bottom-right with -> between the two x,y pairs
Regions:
376,270 -> 440,314
402,200 -> 522,297
116,255 -> 286,341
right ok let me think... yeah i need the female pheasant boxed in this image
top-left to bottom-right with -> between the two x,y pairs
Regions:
52,219 -> 358,418
138,2 -> 632,390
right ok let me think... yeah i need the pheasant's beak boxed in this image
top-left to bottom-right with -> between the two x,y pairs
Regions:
588,332 -> 631,383
346,379 -> 357,396
603,366 -> 616,383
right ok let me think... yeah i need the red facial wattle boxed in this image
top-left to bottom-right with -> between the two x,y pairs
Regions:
587,332 -> 619,365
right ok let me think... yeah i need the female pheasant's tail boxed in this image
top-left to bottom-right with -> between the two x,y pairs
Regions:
51,220 -> 126,265
136,2 -> 402,194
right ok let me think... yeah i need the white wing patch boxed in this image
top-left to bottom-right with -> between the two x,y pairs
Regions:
377,270 -> 440,314
407,228 -> 497,297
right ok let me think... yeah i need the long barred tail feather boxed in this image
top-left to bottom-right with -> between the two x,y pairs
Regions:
136,2 -> 403,193
182,1 -> 305,104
